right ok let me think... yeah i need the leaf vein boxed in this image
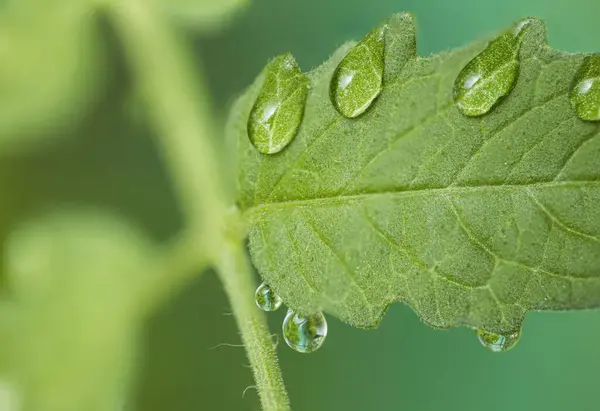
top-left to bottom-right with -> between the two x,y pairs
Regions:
525,188 -> 600,243
299,210 -> 372,310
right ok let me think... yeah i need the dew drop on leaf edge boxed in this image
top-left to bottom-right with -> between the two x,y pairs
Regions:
282,309 -> 328,353
476,329 -> 521,352
453,18 -> 537,117
254,282 -> 283,312
571,54 -> 600,122
330,25 -> 385,118
247,53 -> 310,154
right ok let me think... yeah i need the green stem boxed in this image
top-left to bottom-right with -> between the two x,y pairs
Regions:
140,231 -> 211,316
109,1 -> 291,410
218,239 -> 291,411
110,0 -> 226,244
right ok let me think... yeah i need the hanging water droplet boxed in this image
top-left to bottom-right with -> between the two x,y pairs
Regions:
571,55 -> 600,121
330,25 -> 385,118
282,309 -> 328,353
477,329 -> 521,352
247,53 -> 310,154
453,18 -> 537,116
254,282 -> 283,312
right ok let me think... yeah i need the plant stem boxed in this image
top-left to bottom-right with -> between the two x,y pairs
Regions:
110,0 -> 226,246
218,238 -> 291,411
109,1 -> 291,410
140,231 -> 211,316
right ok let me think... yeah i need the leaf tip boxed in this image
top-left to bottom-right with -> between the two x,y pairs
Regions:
385,11 -> 417,40
389,11 -> 415,24
515,16 -> 548,56
382,11 -> 418,80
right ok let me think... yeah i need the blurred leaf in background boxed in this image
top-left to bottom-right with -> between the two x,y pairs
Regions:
3,210 -> 152,411
0,1 -> 103,153
0,0 -> 254,410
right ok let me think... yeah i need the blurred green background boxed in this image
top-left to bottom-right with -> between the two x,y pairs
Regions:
2,0 -> 600,411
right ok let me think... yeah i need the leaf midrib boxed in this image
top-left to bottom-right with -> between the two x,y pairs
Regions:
244,180 -> 600,217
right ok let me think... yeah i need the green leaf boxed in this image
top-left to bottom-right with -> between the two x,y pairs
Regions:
2,209 -> 153,411
0,2 -> 102,153
160,0 -> 249,30
230,13 -> 600,335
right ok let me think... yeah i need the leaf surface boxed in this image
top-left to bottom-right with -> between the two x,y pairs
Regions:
230,14 -> 600,334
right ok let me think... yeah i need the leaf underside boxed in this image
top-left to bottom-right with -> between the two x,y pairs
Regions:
229,14 -> 600,334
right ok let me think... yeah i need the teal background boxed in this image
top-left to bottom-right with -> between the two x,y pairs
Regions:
2,1 -> 599,411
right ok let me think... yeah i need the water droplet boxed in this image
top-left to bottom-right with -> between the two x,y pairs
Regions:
477,329 -> 521,352
247,53 -> 310,154
282,309 -> 328,353
330,25 -> 385,118
254,282 -> 283,312
571,55 -> 600,121
453,18 -> 536,116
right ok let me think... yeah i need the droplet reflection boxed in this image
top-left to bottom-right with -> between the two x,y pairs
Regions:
571,55 -> 600,121
254,282 -> 283,312
282,309 -> 328,353
477,329 -> 521,352
330,25 -> 386,118
453,18 -> 537,116
247,53 -> 310,154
